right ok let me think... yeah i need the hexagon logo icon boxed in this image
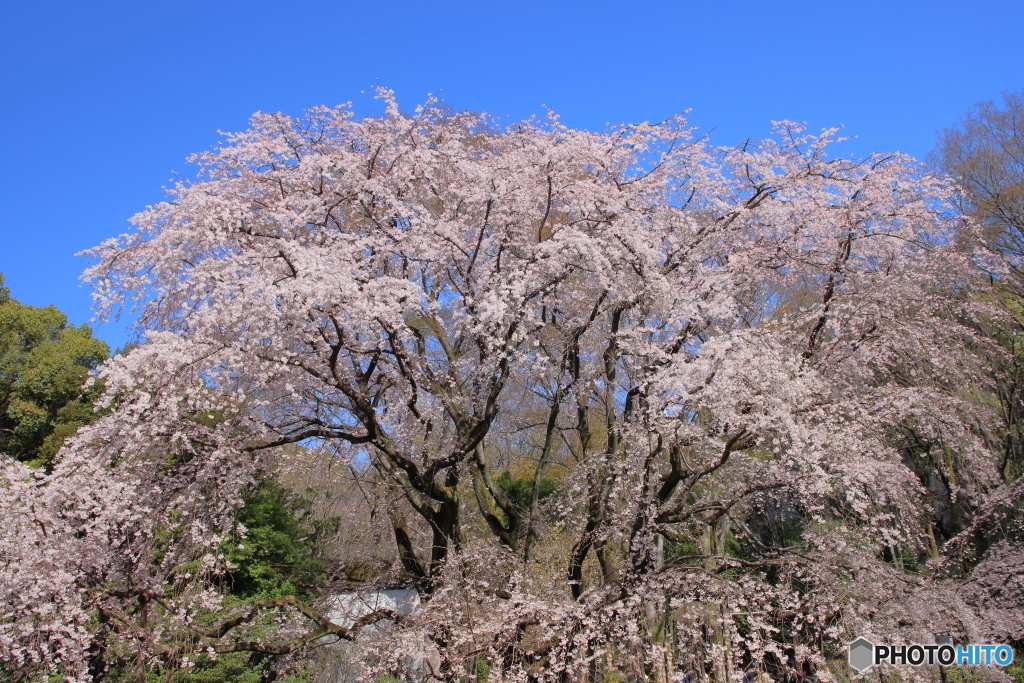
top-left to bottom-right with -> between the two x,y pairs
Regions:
849,637 -> 875,672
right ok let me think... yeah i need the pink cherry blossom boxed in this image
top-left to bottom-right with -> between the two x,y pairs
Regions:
2,90 -> 1020,682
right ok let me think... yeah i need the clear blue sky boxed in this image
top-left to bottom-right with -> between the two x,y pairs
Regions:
1,0 -> 1021,351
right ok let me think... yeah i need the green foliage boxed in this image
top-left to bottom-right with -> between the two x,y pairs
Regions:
666,527 -> 743,565
667,538 -> 702,561
941,665 -> 1018,683
127,652 -> 262,683
225,478 -> 331,602
0,272 -> 109,467
136,478 -> 332,683
1008,658 -> 1024,683
494,469 -> 557,511
181,653 -> 265,683
136,651 -> 317,683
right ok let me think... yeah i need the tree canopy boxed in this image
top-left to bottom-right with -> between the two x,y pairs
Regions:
2,92 -> 1023,683
0,273 -> 109,468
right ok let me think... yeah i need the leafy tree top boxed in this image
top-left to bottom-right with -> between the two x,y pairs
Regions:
0,272 -> 109,466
